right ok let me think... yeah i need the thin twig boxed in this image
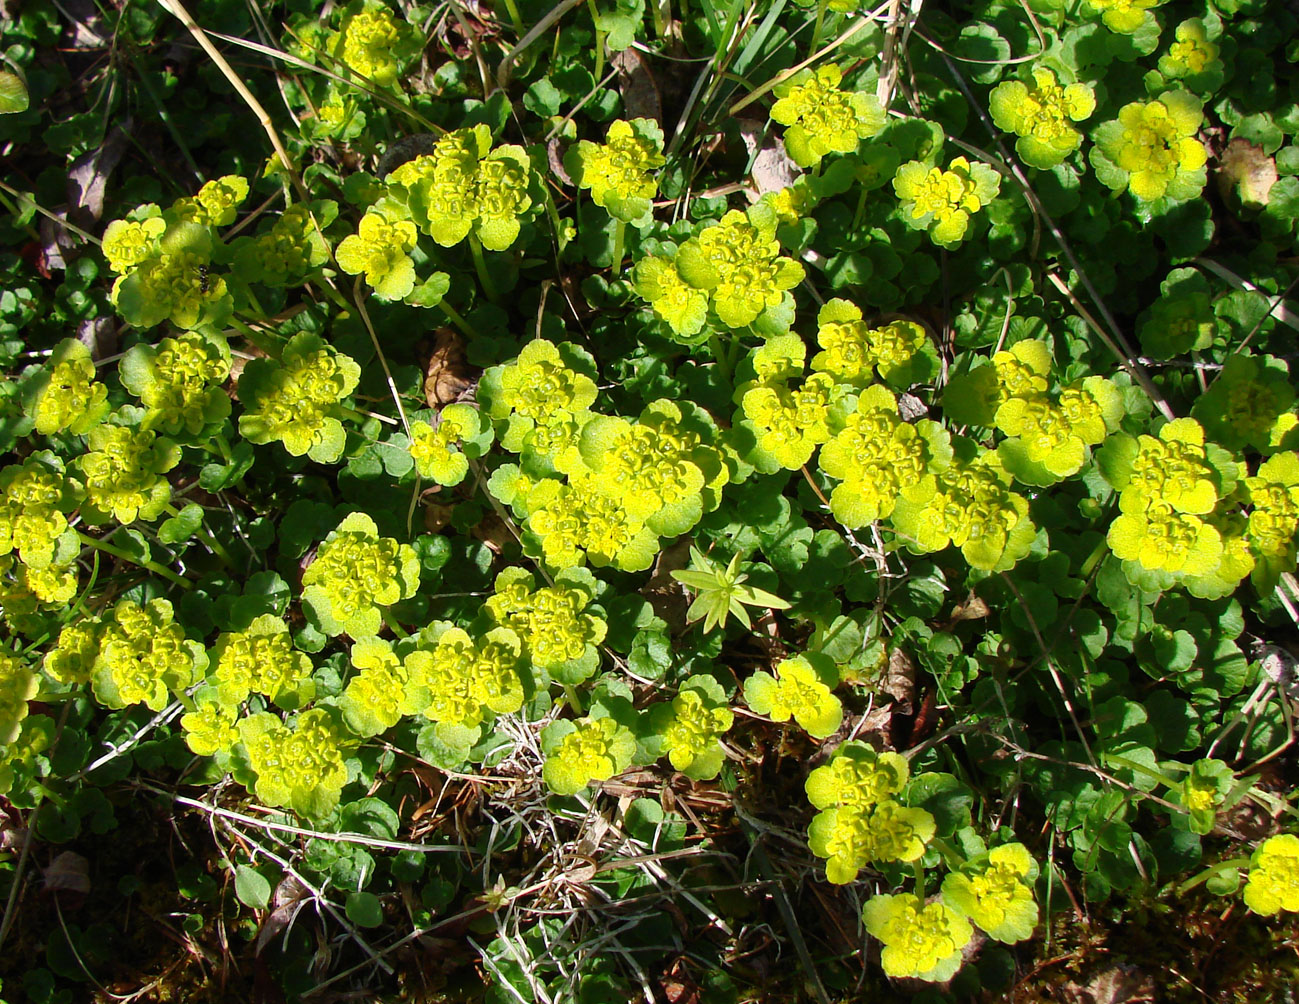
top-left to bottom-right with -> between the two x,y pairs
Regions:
137,782 -> 473,854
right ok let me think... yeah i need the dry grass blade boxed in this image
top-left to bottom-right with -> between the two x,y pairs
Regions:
154,0 -> 306,202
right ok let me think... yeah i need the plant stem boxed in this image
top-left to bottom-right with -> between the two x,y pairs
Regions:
230,275 -> 267,319
587,0 -> 606,83
311,274 -> 357,316
381,608 -> 410,638
227,316 -> 280,356
439,299 -> 480,339
77,530 -> 192,590
563,684 -> 586,714
163,503 -> 236,570
650,0 -> 667,39
808,0 -> 828,58
467,234 -> 500,303
851,182 -> 869,231
611,218 -> 627,276
1176,856 -> 1248,895
499,0 -> 525,35
709,331 -> 734,383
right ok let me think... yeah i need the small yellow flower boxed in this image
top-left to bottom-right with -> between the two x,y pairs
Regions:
1083,0 -> 1162,34
892,156 -> 1001,248
989,68 -> 1095,169
102,216 -> 165,273
1244,834 -> 1299,915
1160,19 -> 1219,79
1093,92 -> 1207,203
335,210 -> 419,300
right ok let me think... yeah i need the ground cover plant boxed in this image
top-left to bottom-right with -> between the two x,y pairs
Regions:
0,0 -> 1298,1000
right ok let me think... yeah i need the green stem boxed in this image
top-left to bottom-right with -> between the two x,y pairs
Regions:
563,684 -> 586,714
611,219 -> 627,276
163,503 -> 236,570
649,0 -> 666,39
709,331 -> 734,383
725,336 -> 744,377
381,608 -> 410,638
77,531 -> 192,590
0,188 -> 41,242
214,433 -> 234,464
808,0 -> 828,58
928,837 -> 968,872
499,0 -> 525,35
439,299 -> 480,340
311,275 -> 357,316
1177,856 -> 1248,896
587,0 -> 606,83
467,234 -> 500,303
230,276 -> 267,319
851,182 -> 869,232
227,316 -> 280,356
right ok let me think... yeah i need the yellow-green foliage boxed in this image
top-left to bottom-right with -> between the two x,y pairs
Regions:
893,156 -> 1001,248
90,598 -> 207,711
335,208 -> 419,299
0,648 -> 37,746
403,623 -> 524,731
1243,833 -> 1299,915
77,424 -> 180,525
818,384 -> 951,528
1082,0 -> 1162,33
890,446 -> 1036,571
541,715 -> 636,796
737,334 -> 838,471
1101,419 -> 1240,583
43,620 -> 100,686
211,614 -> 315,708
861,893 -> 973,982
668,203 -> 805,330
0,457 -> 80,570
565,118 -> 665,223
647,674 -> 734,780
169,175 -> 250,227
407,404 -> 492,486
941,844 -> 1039,943
237,708 -> 352,817
301,512 -> 421,639
743,653 -> 842,738
1092,92 -> 1207,203
386,124 -> 535,251
24,339 -> 110,436
989,68 -> 1095,169
237,332 -> 362,463
484,567 -> 607,681
811,299 -> 935,389
769,63 -> 885,168
119,332 -> 232,437
805,743 -> 935,883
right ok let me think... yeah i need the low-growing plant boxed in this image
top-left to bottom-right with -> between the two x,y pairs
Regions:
2,0 -> 1298,999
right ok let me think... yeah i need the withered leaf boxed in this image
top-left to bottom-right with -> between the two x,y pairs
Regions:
422,327 -> 478,408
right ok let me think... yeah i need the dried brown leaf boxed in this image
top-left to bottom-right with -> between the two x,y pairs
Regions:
422,328 -> 478,408
255,876 -> 311,956
881,645 -> 917,708
1059,964 -> 1156,1004
613,48 -> 661,123
1217,138 -> 1278,207
946,589 -> 990,627
42,850 -> 91,895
